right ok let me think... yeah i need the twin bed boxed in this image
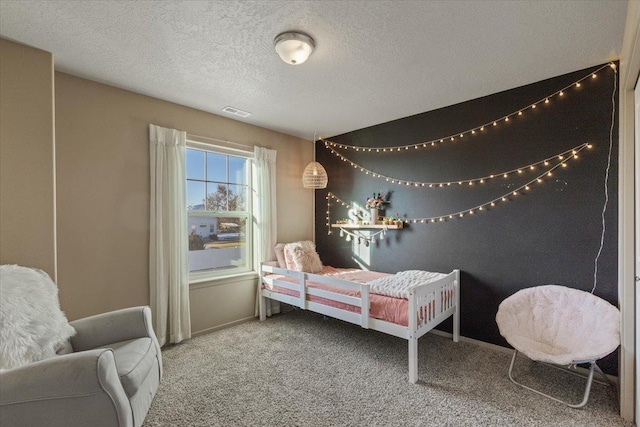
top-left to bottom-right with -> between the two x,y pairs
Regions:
258,256 -> 460,383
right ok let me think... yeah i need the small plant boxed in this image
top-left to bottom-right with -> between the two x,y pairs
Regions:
365,191 -> 390,209
393,212 -> 403,225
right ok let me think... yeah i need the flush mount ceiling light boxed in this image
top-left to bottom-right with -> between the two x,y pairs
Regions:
274,31 -> 315,65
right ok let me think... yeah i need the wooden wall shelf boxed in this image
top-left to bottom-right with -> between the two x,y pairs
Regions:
331,223 -> 403,230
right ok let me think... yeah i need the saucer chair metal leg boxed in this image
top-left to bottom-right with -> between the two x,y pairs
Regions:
507,350 -> 601,409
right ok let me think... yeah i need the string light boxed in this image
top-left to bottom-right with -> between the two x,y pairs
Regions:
323,65 -> 611,230
322,63 -> 613,153
326,143 -> 588,188
325,143 -> 592,229
398,153 -> 585,224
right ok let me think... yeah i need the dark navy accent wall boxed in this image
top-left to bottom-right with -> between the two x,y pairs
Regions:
314,64 -> 619,373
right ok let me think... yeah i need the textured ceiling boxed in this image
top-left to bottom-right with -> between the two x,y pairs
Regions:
0,1 -> 628,140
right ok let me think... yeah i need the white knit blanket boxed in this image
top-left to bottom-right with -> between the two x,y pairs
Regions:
367,270 -> 446,298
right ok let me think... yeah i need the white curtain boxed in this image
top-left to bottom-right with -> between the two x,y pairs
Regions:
149,124 -> 191,346
253,146 -> 279,316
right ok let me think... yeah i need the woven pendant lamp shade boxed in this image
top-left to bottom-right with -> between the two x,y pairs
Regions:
302,161 -> 328,189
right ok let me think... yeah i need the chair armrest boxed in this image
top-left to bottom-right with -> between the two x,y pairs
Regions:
70,306 -> 156,351
0,350 -> 132,427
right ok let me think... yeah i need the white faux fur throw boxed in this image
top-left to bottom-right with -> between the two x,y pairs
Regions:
0,265 -> 76,370
367,270 -> 446,298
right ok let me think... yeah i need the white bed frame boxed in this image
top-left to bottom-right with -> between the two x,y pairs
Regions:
258,262 -> 460,383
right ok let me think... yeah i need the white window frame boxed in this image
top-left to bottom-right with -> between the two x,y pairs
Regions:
186,139 -> 254,283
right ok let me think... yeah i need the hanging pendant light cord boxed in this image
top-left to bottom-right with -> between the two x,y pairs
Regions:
591,66 -> 617,294
313,132 -> 318,161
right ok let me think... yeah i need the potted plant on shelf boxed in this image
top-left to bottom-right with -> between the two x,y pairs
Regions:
365,192 -> 390,224
393,212 -> 403,226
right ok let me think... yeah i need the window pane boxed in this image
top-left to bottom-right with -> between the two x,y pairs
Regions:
186,149 -> 205,180
186,181 -> 205,210
229,184 -> 247,211
206,183 -> 228,211
228,156 -> 247,185
188,216 -> 248,273
206,152 -> 227,183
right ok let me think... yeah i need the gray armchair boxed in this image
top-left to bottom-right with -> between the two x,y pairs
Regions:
0,306 -> 162,427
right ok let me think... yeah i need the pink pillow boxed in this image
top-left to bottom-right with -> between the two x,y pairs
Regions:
274,243 -> 286,269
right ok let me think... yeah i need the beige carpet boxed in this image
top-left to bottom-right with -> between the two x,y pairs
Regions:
144,309 -> 629,427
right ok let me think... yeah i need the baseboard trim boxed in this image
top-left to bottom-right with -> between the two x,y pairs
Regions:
428,329 -> 618,385
191,316 -> 256,337
429,329 -> 513,354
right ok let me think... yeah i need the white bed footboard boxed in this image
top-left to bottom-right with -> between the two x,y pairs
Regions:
407,270 -> 460,383
259,263 -> 460,383
410,271 -> 460,341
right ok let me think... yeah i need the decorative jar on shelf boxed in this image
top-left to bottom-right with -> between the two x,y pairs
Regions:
370,209 -> 380,224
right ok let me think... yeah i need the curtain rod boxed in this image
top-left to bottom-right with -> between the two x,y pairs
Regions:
186,133 -> 253,150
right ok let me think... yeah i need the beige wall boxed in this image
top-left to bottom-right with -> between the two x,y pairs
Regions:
55,72 -> 313,330
0,39 -> 56,279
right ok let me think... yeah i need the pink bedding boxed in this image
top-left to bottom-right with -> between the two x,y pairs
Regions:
262,266 -> 412,326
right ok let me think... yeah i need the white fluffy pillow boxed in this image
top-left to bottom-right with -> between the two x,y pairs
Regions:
283,241 -> 323,273
0,265 -> 76,370
291,246 -> 323,274
283,241 -> 316,270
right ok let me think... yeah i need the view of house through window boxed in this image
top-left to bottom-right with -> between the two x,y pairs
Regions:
186,146 -> 251,277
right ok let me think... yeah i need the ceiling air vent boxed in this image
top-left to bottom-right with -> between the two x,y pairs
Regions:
221,106 -> 252,118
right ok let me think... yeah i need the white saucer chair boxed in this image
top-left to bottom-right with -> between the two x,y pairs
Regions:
496,285 -> 620,408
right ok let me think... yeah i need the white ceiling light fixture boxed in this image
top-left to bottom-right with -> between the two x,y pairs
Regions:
274,31 -> 315,65
302,133 -> 328,189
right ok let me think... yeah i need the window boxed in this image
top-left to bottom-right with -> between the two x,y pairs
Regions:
186,144 -> 252,279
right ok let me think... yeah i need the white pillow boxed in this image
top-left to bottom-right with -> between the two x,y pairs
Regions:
283,241 -> 315,270
283,241 -> 323,273
0,265 -> 76,370
291,246 -> 323,274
